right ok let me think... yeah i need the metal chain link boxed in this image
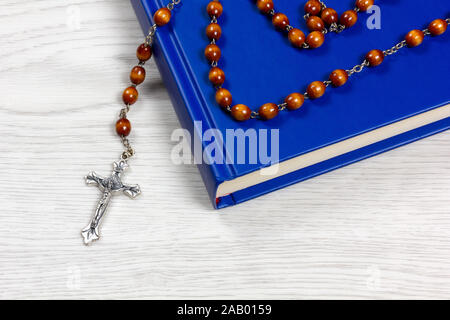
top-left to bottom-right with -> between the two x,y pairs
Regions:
145,24 -> 158,46
346,60 -> 369,76
329,23 -> 346,34
121,136 -> 135,160
119,104 -> 130,119
383,40 -> 407,56
166,0 -> 181,11
278,102 -> 288,112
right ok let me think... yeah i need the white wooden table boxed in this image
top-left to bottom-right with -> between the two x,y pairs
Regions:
0,0 -> 449,299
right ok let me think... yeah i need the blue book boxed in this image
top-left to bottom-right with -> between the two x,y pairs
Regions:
131,0 -> 450,208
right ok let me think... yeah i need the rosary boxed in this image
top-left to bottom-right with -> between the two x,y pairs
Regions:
82,0 -> 449,245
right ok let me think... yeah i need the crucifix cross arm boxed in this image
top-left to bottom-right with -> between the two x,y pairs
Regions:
122,184 -> 141,199
85,171 -> 105,188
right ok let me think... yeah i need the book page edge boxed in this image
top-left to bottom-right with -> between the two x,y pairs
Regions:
216,104 -> 450,198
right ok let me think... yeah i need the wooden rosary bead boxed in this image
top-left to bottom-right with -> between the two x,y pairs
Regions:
272,13 -> 290,30
306,31 -> 325,49
116,118 -> 131,137
206,23 -> 222,40
130,66 -> 146,85
307,81 -> 326,99
215,88 -> 232,107
405,29 -> 424,47
205,44 -> 221,62
259,103 -> 279,120
256,0 -> 274,14
321,8 -> 338,26
366,49 -> 384,67
209,67 -> 225,86
285,93 -> 305,110
288,28 -> 306,48
340,10 -> 358,28
136,44 -> 152,62
122,86 -> 138,105
355,0 -> 374,12
207,1 -> 223,18
231,104 -> 252,121
304,0 -> 322,16
329,69 -> 348,87
428,19 -> 447,36
306,16 -> 325,32
153,8 -> 171,27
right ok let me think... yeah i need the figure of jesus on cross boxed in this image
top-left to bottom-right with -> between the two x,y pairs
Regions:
82,160 -> 141,245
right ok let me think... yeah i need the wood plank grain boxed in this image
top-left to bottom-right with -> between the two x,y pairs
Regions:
0,0 -> 449,299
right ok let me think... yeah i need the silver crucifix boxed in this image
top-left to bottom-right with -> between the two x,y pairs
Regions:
82,160 -> 141,245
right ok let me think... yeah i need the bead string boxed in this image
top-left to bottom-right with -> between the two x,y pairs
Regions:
115,0 -> 181,160
257,0 -> 375,50
205,0 -> 449,121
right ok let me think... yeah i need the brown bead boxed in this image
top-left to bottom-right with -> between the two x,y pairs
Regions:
215,88 -> 232,108
304,0 -> 322,16
206,23 -> 222,40
306,31 -> 325,49
340,10 -> 358,28
306,16 -> 325,31
209,67 -> 225,86
355,0 -> 374,12
231,104 -> 252,121
405,29 -> 424,47
285,93 -> 305,110
116,118 -> 131,137
256,0 -> 274,14
366,49 -> 384,67
207,1 -> 223,18
288,28 -> 306,48
321,8 -> 338,25
130,66 -> 146,85
307,81 -> 326,99
153,8 -> 171,27
205,44 -> 221,62
429,19 -> 447,36
272,13 -> 290,30
329,69 -> 348,87
122,86 -> 138,105
136,44 -> 152,62
259,103 -> 279,120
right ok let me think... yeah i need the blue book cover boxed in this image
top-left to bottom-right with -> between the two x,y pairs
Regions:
131,0 -> 450,208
